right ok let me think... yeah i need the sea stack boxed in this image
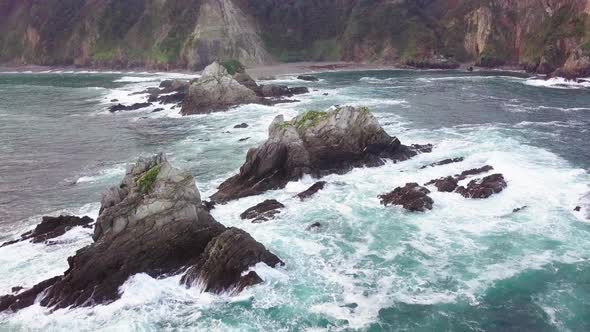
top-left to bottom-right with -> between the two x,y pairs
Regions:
211,106 -> 431,202
0,153 -> 282,312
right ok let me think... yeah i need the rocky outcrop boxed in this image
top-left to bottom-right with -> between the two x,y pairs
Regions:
556,48 -> 590,79
180,62 -> 309,115
211,106 -> 431,202
109,102 -> 152,113
180,228 -> 283,292
456,174 -> 507,199
425,176 -> 458,193
0,153 -> 282,313
240,199 -> 285,222
297,75 -> 319,82
379,183 -> 434,212
424,165 -> 506,198
296,181 -> 327,200
180,62 -> 260,115
260,85 -> 309,98
146,80 -> 190,105
1,215 -> 93,247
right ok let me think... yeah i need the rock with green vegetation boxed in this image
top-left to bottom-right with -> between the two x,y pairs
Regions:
180,62 -> 260,115
0,153 -> 283,313
180,61 -> 309,115
0,0 -> 589,76
221,60 -> 245,75
211,106 -> 432,202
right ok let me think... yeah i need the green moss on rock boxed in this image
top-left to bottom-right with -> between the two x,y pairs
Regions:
136,165 -> 161,194
221,60 -> 245,75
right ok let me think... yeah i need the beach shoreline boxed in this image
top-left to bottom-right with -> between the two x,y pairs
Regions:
0,61 -> 528,78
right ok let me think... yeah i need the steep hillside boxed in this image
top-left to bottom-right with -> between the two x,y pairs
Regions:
1,0 -> 589,75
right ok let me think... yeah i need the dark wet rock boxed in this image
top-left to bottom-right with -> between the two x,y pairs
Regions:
379,183 -> 433,212
234,123 -> 249,128
240,199 -> 285,222
296,181 -> 327,200
0,276 -> 61,312
180,228 -> 283,293
306,222 -> 322,231
110,99 -> 118,102
574,206 -> 581,212
234,72 -> 261,95
456,174 -> 507,199
425,176 -> 458,192
260,85 -> 308,98
420,157 -> 464,169
297,75 -> 319,82
152,108 -> 164,113
157,91 -> 186,105
289,87 -> 309,95
1,215 -> 93,247
239,137 -> 250,142
202,200 -> 216,212
108,102 -> 152,113
10,287 -> 23,293
0,153 -> 282,313
323,93 -> 329,96
211,106 -> 431,203
456,165 -> 494,180
512,206 -> 528,213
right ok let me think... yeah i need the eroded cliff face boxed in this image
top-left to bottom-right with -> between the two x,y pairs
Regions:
0,0 -> 589,74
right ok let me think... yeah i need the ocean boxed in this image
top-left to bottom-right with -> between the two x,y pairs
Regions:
0,69 -> 589,331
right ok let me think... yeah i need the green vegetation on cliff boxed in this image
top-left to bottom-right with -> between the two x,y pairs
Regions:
0,0 -> 589,73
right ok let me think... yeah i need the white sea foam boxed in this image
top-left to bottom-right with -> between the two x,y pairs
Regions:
524,77 -> 590,89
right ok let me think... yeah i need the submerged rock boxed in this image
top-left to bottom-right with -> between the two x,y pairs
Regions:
109,102 -> 152,113
306,222 -> 322,231
296,181 -> 327,200
1,215 -> 93,247
379,183 -> 433,212
297,75 -> 319,82
456,165 -> 494,180
0,153 -> 282,312
234,123 -> 249,128
456,174 -> 507,199
240,199 -> 285,222
211,106 -> 431,202
420,157 -> 464,169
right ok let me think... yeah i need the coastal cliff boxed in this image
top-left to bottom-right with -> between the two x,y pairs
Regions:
1,0 -> 590,75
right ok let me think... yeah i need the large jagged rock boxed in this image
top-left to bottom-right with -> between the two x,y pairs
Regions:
180,62 -> 260,115
1,215 -> 93,247
0,153 -> 282,313
179,62 -> 309,115
211,106 -> 431,202
181,228 -> 283,292
379,183 -> 434,212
